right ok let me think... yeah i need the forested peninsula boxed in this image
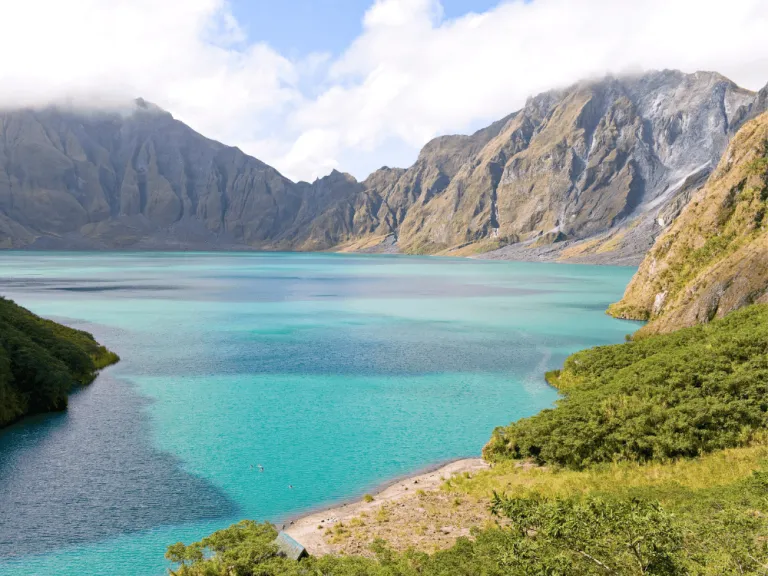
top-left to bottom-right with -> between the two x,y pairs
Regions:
165,114 -> 768,575
0,297 -> 119,427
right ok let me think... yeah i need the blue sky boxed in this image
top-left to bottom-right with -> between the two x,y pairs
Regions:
229,0 -> 501,58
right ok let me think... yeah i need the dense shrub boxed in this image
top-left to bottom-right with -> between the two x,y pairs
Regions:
484,304 -> 768,468
0,296 -> 119,427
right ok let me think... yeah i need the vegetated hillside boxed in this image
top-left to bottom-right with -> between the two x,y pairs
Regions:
0,297 -> 118,427
168,305 -> 768,575
609,111 -> 768,334
1,71 -> 765,264
484,304 -> 768,468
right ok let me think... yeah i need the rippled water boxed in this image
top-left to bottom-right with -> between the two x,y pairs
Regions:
0,253 -> 639,576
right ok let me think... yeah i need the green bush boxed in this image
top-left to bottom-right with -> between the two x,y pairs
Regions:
0,296 -> 119,427
485,304 -> 768,468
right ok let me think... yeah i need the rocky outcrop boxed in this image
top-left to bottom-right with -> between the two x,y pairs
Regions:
0,71 -> 765,259
608,111 -> 768,334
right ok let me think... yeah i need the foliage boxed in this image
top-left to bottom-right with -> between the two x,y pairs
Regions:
0,296 -> 119,427
169,496 -> 683,575
491,493 -> 682,574
167,521 -> 291,576
484,305 -> 768,468
451,443 -> 768,574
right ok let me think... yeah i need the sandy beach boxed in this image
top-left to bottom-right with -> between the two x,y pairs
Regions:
284,458 -> 489,556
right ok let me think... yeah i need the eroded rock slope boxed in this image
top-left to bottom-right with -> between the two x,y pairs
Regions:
609,111 -> 768,334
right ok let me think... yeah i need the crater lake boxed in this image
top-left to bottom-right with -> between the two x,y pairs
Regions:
0,253 -> 639,576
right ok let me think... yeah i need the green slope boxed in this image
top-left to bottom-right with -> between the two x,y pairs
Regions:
0,296 -> 119,427
484,304 -> 768,468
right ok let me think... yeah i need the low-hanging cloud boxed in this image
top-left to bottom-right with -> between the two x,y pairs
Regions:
0,0 -> 302,160
1,0 -> 767,182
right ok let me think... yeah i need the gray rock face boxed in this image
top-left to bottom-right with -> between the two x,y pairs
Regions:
0,71 -> 765,262
0,102 -> 361,250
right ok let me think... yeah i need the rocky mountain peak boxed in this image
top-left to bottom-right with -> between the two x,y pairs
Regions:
0,69 -> 765,262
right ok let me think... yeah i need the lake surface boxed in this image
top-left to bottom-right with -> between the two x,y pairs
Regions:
0,253 -> 639,576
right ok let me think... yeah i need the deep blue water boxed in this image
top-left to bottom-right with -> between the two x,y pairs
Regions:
0,253 -> 639,575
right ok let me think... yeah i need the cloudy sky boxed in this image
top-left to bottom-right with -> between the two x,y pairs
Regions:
2,0 -> 767,182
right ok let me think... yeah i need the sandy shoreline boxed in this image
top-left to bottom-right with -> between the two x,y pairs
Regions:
283,457 -> 489,556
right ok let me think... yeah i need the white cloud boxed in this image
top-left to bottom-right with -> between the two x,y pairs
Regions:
283,0 -> 768,181
0,0 -> 302,169
0,0 -> 767,182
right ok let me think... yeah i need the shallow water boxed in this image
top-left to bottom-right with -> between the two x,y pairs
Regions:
0,252 -> 639,576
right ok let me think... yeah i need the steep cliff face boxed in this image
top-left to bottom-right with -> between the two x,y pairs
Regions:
608,111 -> 768,334
0,71 -> 764,258
381,71 -> 764,260
327,114 -> 516,253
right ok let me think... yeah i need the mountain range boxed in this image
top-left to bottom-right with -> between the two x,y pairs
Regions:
0,70 -> 766,264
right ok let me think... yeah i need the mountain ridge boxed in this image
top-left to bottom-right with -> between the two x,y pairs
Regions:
0,70 -> 765,262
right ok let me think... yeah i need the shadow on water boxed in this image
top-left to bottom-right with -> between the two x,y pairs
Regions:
0,371 -> 238,559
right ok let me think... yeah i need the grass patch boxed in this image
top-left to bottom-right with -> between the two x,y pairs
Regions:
452,444 -> 768,502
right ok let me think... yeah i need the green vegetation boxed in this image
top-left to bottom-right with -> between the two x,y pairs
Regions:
0,296 -> 119,427
170,463 -> 768,575
168,498 -> 685,576
449,444 -> 768,574
485,304 -> 768,468
168,304 -> 768,575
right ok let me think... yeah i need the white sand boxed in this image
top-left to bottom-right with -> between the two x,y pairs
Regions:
284,458 -> 489,556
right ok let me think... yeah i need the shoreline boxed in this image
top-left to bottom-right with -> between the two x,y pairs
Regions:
1,247 -> 639,268
283,457 -> 489,556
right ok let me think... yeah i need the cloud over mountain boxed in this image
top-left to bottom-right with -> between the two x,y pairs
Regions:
1,0 -> 767,181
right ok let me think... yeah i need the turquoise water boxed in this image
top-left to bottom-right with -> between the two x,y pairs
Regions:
0,253 -> 640,576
